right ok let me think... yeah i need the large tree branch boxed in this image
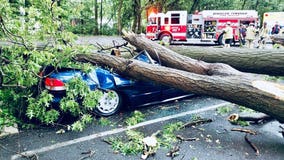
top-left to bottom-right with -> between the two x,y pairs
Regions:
122,31 -> 242,76
169,46 -> 284,76
74,53 -> 284,123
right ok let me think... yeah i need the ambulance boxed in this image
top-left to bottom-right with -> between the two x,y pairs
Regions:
146,10 -> 259,45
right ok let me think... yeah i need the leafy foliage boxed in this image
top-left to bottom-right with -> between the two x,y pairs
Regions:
108,130 -> 145,155
159,122 -> 184,148
125,110 -> 145,126
0,0 -> 101,131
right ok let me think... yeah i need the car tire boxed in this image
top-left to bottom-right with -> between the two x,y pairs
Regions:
160,33 -> 172,44
94,90 -> 122,116
218,33 -> 225,45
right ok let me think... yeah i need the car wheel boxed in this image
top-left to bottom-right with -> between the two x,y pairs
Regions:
218,33 -> 225,45
94,90 -> 122,116
160,33 -> 171,44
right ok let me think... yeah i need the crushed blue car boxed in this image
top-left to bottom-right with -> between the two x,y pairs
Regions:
43,50 -> 193,116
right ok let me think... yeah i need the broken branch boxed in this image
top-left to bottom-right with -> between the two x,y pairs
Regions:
79,150 -> 95,160
231,128 -> 257,135
181,119 -> 213,128
245,134 -> 260,156
176,135 -> 198,141
166,145 -> 180,158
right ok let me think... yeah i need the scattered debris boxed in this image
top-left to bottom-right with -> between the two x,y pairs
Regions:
166,145 -> 180,158
228,113 -> 239,122
228,113 -> 272,124
215,139 -> 221,144
279,125 -> 284,138
55,129 -> 65,134
176,135 -> 198,141
228,114 -> 250,126
231,128 -> 257,135
244,134 -> 260,156
102,138 -> 112,145
231,128 -> 259,156
79,150 -> 95,160
141,131 -> 160,160
0,143 -> 38,160
0,124 -> 19,138
181,119 -> 213,128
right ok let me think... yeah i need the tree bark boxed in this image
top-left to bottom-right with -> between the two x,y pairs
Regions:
74,53 -> 284,123
132,0 -> 141,33
169,46 -> 284,76
93,0 -> 99,35
122,32 -> 242,76
241,0 -> 247,10
122,32 -> 284,76
190,0 -> 199,14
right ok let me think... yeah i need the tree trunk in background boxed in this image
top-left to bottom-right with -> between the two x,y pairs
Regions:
131,0 -> 141,33
190,0 -> 199,14
74,52 -> 284,123
137,8 -> 142,34
94,0 -> 99,35
157,0 -> 166,12
255,0 -> 259,10
169,46 -> 284,76
117,0 -> 123,35
241,0 -> 247,10
100,0 -> 103,35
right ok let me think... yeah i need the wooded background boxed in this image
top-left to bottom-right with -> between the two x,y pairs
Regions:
5,0 -> 284,36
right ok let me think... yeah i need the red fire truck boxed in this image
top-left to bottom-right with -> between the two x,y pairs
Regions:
146,10 -> 259,45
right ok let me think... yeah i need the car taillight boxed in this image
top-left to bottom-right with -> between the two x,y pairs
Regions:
44,78 -> 66,91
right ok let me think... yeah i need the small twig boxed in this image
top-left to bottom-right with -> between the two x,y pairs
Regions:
231,128 -> 257,135
102,138 -> 112,145
1,84 -> 26,89
181,119 -> 213,128
166,145 -> 180,158
95,41 -> 128,51
279,125 -> 284,138
245,134 -> 260,156
176,135 -> 198,141
151,130 -> 161,137
78,150 -> 95,160
0,17 -> 30,50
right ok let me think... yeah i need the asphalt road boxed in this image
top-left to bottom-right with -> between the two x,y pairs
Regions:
1,96 -> 284,160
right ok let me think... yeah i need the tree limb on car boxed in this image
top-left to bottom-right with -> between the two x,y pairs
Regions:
74,51 -> 284,123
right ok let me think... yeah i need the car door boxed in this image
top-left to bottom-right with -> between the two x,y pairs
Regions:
117,80 -> 162,107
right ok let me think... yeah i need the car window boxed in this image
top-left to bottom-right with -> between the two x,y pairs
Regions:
133,50 -> 158,64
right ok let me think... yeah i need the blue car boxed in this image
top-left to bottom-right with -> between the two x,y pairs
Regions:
43,50 -> 192,116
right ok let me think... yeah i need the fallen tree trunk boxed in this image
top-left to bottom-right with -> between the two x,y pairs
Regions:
122,32 -> 242,77
74,53 -> 284,123
169,46 -> 284,76
123,32 -> 284,76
